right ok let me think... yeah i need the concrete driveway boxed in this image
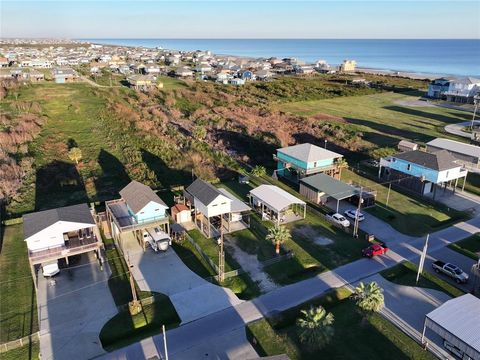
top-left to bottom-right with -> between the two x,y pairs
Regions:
123,236 -> 242,324
37,253 -> 117,360
425,189 -> 480,213
424,246 -> 477,293
366,274 -> 453,358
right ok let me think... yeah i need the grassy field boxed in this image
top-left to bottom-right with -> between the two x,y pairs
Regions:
0,225 -> 38,343
186,230 -> 261,299
247,288 -> 435,360
448,233 -> 480,260
219,179 -> 372,285
342,169 -> 468,236
277,92 -> 470,148
1,341 -> 39,360
380,261 -> 464,298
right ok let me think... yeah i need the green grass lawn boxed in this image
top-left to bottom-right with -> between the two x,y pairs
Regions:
459,172 -> 480,197
219,178 -> 372,285
380,261 -> 464,298
178,230 -> 261,299
448,233 -> 480,260
342,169 -> 468,236
157,75 -> 188,91
0,225 -> 38,343
1,340 -> 39,360
277,92 -> 469,148
247,288 -> 435,360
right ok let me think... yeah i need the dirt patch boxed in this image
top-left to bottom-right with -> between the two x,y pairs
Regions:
293,225 -> 334,246
394,99 -> 434,107
224,238 -> 278,293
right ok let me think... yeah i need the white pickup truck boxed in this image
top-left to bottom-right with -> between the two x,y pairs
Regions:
142,228 -> 171,252
432,260 -> 469,284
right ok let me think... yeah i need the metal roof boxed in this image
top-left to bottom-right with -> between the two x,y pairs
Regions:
277,143 -> 342,163
23,203 -> 95,240
425,294 -> 480,359
119,180 -> 167,214
393,150 -> 460,171
427,138 -> 480,159
217,188 -> 251,213
300,173 -> 359,200
249,185 -> 305,213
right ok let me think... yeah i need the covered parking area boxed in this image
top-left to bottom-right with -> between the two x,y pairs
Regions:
299,173 -> 360,212
249,184 -> 306,226
421,294 -> 480,360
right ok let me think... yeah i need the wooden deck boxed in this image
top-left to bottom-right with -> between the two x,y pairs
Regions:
29,235 -> 101,264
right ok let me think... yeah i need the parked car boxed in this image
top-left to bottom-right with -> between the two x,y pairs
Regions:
142,228 -> 172,252
43,262 -> 60,277
344,209 -> 365,221
326,212 -> 350,227
432,261 -> 468,284
362,243 -> 389,258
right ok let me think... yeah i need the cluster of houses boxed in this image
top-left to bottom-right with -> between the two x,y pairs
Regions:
427,77 -> 480,104
0,40 -> 360,90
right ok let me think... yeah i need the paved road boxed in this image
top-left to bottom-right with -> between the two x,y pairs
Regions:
38,254 -> 117,360
100,215 -> 480,360
444,120 -> 479,139
123,237 -> 242,324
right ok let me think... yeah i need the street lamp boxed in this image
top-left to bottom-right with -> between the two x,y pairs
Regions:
324,139 -> 328,149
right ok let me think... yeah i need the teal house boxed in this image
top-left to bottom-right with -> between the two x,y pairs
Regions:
119,180 -> 168,223
274,143 -> 343,182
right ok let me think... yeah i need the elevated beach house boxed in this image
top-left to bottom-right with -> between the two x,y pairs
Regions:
184,178 -> 251,238
274,143 -> 343,182
23,203 -> 104,288
379,150 -> 468,198
444,77 -> 480,104
106,180 -> 169,250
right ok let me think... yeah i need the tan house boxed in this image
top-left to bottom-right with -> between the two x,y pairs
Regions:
339,59 -> 357,72
127,74 -> 162,91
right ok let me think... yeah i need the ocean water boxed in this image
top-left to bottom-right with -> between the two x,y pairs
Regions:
85,39 -> 480,77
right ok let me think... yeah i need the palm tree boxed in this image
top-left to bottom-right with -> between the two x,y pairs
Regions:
297,305 -> 335,349
353,281 -> 384,313
266,225 -> 291,255
251,165 -> 267,177
335,157 -> 349,178
68,147 -> 82,165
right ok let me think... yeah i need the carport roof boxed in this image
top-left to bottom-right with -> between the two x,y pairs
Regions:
425,294 -> 480,359
249,185 -> 305,213
300,173 -> 359,200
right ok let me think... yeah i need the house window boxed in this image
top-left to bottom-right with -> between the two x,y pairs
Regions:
446,171 -> 449,177
407,164 -> 411,171
212,204 -> 218,207
221,202 -> 227,205
155,209 -> 159,211
313,162 -> 317,167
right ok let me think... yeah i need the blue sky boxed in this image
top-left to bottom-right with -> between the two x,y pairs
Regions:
1,1 -> 479,39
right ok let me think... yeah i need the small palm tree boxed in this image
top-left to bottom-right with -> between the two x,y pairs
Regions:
266,225 -> 291,255
68,147 -> 83,165
335,157 -> 349,178
353,281 -> 384,313
297,305 -> 335,349
251,165 -> 267,177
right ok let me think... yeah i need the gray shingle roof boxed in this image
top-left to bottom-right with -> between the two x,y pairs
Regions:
119,180 -> 167,214
277,143 -> 342,163
23,203 -> 94,240
394,150 -> 459,171
186,178 -> 223,206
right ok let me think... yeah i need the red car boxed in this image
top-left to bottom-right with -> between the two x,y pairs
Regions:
362,243 -> 389,258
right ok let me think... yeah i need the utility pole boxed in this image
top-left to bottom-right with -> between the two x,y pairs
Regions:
353,186 -> 363,238
416,234 -> 429,284
471,96 -> 479,131
386,182 -> 392,207
162,325 -> 169,360
218,216 -> 225,282
127,253 -> 142,315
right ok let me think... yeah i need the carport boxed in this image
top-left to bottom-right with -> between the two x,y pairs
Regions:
421,294 -> 480,360
299,173 -> 359,212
